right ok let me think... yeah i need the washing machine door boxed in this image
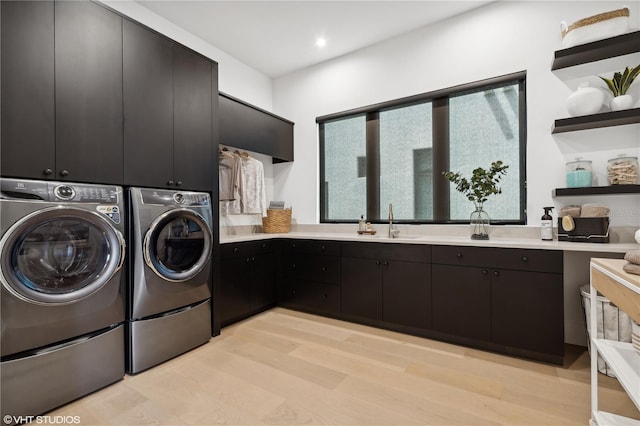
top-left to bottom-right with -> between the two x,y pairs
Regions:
143,208 -> 212,282
0,207 -> 126,305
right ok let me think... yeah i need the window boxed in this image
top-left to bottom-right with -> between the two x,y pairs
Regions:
318,72 -> 526,224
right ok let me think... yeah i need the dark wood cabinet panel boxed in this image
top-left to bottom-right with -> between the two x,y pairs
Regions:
491,269 -> 564,357
432,264 -> 491,341
432,245 -> 562,274
383,261 -> 431,329
251,252 -> 277,312
219,257 -> 252,326
282,239 -> 340,256
220,241 -> 278,326
219,93 -> 294,163
342,257 -> 383,320
123,19 -> 174,188
1,1 -> 56,179
341,243 -> 430,326
54,1 -> 123,184
173,46 -> 213,191
281,279 -> 341,315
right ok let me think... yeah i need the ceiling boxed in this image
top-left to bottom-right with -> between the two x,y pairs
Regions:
137,1 -> 493,78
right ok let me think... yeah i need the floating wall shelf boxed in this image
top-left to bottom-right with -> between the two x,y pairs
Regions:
551,31 -> 640,71
552,108 -> 640,134
553,185 -> 640,197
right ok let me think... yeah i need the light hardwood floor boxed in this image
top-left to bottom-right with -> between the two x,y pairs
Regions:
50,308 -> 640,425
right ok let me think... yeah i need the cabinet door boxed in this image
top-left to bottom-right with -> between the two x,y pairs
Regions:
219,257 -> 252,326
251,252 -> 277,312
173,46 -> 213,191
383,261 -> 431,329
55,1 -> 123,184
1,1 -> 55,179
341,257 -> 382,320
432,264 -> 491,341
123,20 -> 173,188
491,269 -> 564,358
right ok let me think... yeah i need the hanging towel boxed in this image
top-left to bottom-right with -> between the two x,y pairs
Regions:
227,153 -> 266,215
219,150 -> 241,202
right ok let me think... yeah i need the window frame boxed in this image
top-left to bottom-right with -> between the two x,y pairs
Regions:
318,71 -> 527,225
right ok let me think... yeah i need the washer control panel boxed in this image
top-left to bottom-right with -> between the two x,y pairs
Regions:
0,178 -> 120,204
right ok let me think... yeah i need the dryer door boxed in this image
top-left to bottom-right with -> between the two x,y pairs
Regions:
143,209 -> 212,282
0,207 -> 125,305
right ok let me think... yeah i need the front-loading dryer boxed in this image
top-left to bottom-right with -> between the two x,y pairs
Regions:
0,178 -> 126,421
127,187 -> 213,374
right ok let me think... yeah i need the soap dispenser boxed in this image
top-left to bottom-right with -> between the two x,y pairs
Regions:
358,215 -> 366,232
541,207 -> 554,241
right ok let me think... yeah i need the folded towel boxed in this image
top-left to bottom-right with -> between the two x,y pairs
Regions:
559,205 -> 581,217
624,249 -> 640,266
580,203 -> 609,218
269,201 -> 286,209
623,262 -> 640,276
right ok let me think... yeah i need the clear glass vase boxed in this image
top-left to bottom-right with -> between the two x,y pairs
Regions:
470,203 -> 490,240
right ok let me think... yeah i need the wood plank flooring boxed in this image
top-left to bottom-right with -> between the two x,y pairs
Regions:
49,308 -> 640,425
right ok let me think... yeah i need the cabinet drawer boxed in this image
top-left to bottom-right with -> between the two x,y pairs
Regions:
432,245 -> 562,273
281,280 -> 341,315
221,240 -> 277,258
284,255 -> 341,285
341,241 -> 430,262
282,239 -> 340,256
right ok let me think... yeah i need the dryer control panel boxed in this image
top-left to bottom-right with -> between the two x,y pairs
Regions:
138,188 -> 210,207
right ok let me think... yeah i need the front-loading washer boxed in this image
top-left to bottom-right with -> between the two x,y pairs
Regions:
0,178 -> 126,421
127,187 -> 213,374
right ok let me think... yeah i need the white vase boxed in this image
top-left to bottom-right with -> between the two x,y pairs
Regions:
566,83 -> 604,116
610,94 -> 634,111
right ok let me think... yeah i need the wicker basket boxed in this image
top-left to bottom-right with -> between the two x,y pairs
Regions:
262,208 -> 292,233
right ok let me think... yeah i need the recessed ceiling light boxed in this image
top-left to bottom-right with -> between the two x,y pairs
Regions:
315,37 -> 327,48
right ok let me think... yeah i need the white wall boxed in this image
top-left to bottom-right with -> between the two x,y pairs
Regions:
272,1 -> 640,227
99,1 -> 273,109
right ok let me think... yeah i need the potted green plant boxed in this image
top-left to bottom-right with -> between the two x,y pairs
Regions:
599,65 -> 640,111
443,161 -> 509,240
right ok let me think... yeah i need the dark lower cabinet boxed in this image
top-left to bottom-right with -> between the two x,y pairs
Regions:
383,261 -> 431,329
432,246 -> 564,364
341,242 -> 431,328
491,269 -> 564,357
341,257 -> 383,320
279,240 -> 341,316
220,241 -> 278,326
432,264 -> 491,341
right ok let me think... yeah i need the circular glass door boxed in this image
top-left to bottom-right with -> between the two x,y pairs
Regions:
143,209 -> 212,282
0,207 -> 125,305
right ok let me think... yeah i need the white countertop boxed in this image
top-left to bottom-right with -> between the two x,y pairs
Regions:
220,230 -> 638,253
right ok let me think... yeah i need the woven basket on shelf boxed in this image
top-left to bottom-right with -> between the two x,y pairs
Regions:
262,208 -> 292,233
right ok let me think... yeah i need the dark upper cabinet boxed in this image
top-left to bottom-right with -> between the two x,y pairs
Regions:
123,20 -> 215,191
55,1 -> 123,184
219,93 -> 294,163
1,1 -> 123,183
1,1 -> 55,180
173,46 -> 214,191
123,19 -> 173,188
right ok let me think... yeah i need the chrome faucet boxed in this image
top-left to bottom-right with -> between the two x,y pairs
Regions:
388,203 -> 400,238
